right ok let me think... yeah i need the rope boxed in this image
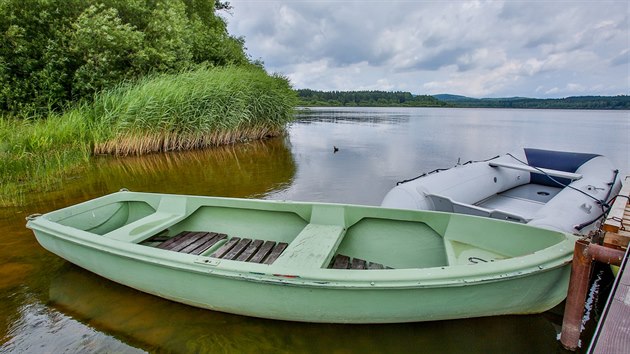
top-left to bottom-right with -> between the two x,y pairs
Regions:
506,153 -> 614,210
396,155 -> 500,185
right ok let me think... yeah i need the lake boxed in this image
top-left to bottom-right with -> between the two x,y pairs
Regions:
1,107 -> 627,353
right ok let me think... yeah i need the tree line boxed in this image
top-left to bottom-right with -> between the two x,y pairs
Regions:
297,90 -> 628,109
297,89 -> 448,107
435,95 -> 630,110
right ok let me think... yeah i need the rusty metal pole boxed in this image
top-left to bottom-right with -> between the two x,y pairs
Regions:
588,243 -> 625,265
560,239 -> 625,351
561,239 -> 593,350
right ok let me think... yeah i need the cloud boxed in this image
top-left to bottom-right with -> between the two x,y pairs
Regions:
611,49 -> 629,67
227,0 -> 629,97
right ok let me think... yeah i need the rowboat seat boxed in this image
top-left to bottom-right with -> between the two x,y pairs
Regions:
104,195 -> 188,242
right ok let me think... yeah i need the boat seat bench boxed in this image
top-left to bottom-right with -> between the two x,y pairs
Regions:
145,231 -> 288,265
488,161 -> 583,180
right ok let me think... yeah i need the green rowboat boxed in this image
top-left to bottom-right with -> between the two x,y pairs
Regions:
26,190 -> 578,323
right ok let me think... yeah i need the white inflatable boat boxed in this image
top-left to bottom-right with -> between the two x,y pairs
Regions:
381,148 -> 622,234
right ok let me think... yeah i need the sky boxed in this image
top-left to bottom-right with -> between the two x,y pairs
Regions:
225,0 -> 629,98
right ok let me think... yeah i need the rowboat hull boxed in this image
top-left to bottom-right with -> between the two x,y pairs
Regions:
27,191 -> 577,323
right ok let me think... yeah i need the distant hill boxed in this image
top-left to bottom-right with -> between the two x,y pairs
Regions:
297,89 -> 448,107
434,94 -> 629,110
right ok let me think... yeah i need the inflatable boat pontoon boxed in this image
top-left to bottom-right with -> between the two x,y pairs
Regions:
381,148 -> 622,234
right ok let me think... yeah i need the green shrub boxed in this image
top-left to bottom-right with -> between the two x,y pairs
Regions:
0,0 -> 249,115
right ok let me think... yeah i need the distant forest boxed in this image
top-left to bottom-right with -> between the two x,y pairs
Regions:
297,90 -> 629,110
297,89 -> 448,107
435,94 -> 630,110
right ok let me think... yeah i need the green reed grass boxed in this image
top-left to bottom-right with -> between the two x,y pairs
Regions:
86,66 -> 297,155
0,111 -> 92,206
1,66 -> 297,206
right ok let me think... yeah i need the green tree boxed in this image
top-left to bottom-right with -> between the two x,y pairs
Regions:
69,4 -> 145,99
0,0 -> 251,115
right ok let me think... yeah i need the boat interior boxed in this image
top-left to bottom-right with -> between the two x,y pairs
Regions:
428,183 -> 562,223
53,193 -> 567,271
425,158 -> 585,223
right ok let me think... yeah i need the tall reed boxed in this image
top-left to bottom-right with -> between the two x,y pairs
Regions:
1,65 -> 297,206
0,111 -> 92,206
86,66 -> 297,155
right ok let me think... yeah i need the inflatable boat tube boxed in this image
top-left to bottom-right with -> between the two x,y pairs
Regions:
381,148 -> 622,234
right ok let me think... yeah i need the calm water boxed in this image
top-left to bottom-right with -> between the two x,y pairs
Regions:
1,107 -> 627,353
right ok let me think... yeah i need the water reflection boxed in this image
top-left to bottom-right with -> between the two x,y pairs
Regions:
87,136 -> 296,198
44,265 -> 564,354
2,300 -> 143,354
296,107 -> 411,125
8,137 -> 296,211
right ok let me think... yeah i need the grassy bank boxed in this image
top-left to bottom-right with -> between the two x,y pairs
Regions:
1,66 -> 297,206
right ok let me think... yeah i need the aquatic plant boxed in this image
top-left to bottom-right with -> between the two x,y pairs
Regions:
0,111 -> 92,206
86,66 -> 297,155
0,66 -> 297,206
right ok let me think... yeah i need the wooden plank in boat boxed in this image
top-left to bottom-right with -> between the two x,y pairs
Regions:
236,239 -> 264,261
189,233 -> 227,255
145,234 -> 171,243
157,231 -> 194,250
264,242 -> 289,265
178,232 -> 217,254
351,258 -> 367,269
330,254 -> 389,270
368,262 -> 385,270
249,241 -> 276,263
210,237 -> 241,258
331,254 -> 350,269
171,232 -> 211,252
223,238 -> 252,260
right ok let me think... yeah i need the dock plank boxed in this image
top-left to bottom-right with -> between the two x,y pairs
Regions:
603,178 -> 630,233
590,247 -> 630,353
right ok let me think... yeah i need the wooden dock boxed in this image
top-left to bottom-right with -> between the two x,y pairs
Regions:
588,176 -> 630,353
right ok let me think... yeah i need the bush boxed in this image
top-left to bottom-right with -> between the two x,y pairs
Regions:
0,0 -> 250,115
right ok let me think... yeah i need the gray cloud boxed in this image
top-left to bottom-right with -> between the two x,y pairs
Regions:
227,0 -> 629,98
